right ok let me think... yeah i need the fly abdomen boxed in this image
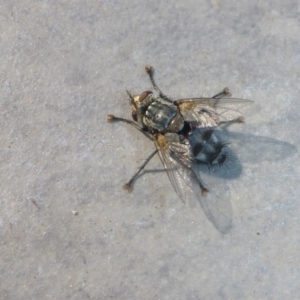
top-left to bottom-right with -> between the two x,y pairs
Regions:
190,128 -> 227,166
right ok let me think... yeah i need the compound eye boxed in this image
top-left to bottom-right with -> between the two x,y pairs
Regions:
138,91 -> 153,102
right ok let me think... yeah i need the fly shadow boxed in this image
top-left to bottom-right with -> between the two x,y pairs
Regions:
193,126 -> 297,234
131,126 -> 297,234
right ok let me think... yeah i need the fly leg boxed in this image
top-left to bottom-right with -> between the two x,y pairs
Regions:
199,182 -> 209,196
122,150 -> 158,192
107,114 -> 153,141
107,114 -> 157,191
212,87 -> 231,98
192,169 -> 209,196
145,66 -> 173,103
211,88 -> 245,127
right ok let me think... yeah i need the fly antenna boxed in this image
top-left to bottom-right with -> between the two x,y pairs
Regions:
126,90 -> 135,105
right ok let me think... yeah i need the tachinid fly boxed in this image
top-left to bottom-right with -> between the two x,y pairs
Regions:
107,66 -> 253,203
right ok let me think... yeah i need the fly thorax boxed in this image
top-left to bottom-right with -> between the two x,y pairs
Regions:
144,101 -> 184,132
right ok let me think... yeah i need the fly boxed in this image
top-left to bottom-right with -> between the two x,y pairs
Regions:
107,66 -> 253,203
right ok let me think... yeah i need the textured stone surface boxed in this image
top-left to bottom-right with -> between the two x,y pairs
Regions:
0,1 -> 299,299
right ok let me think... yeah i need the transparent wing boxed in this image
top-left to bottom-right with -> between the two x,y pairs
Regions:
154,133 -> 198,203
176,98 -> 254,126
154,131 -> 235,232
189,127 -> 238,234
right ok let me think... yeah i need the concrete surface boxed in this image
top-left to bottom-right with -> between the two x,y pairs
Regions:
0,1 -> 299,299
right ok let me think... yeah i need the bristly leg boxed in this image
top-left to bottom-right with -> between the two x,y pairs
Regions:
199,182 -> 209,196
145,66 -> 173,103
212,87 -> 231,98
107,114 -> 130,123
107,114 -> 139,127
123,150 -> 158,192
107,114 -> 153,141
191,167 -> 209,196
107,113 -> 158,191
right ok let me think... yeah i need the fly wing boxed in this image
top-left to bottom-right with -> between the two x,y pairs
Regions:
154,131 -> 235,233
176,98 -> 253,126
154,133 -> 198,203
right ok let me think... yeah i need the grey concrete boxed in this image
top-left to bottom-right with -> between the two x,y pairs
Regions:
0,1 -> 299,299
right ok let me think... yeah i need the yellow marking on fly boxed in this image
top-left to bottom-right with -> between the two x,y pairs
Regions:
133,95 -> 139,104
156,133 -> 168,148
179,101 -> 197,110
